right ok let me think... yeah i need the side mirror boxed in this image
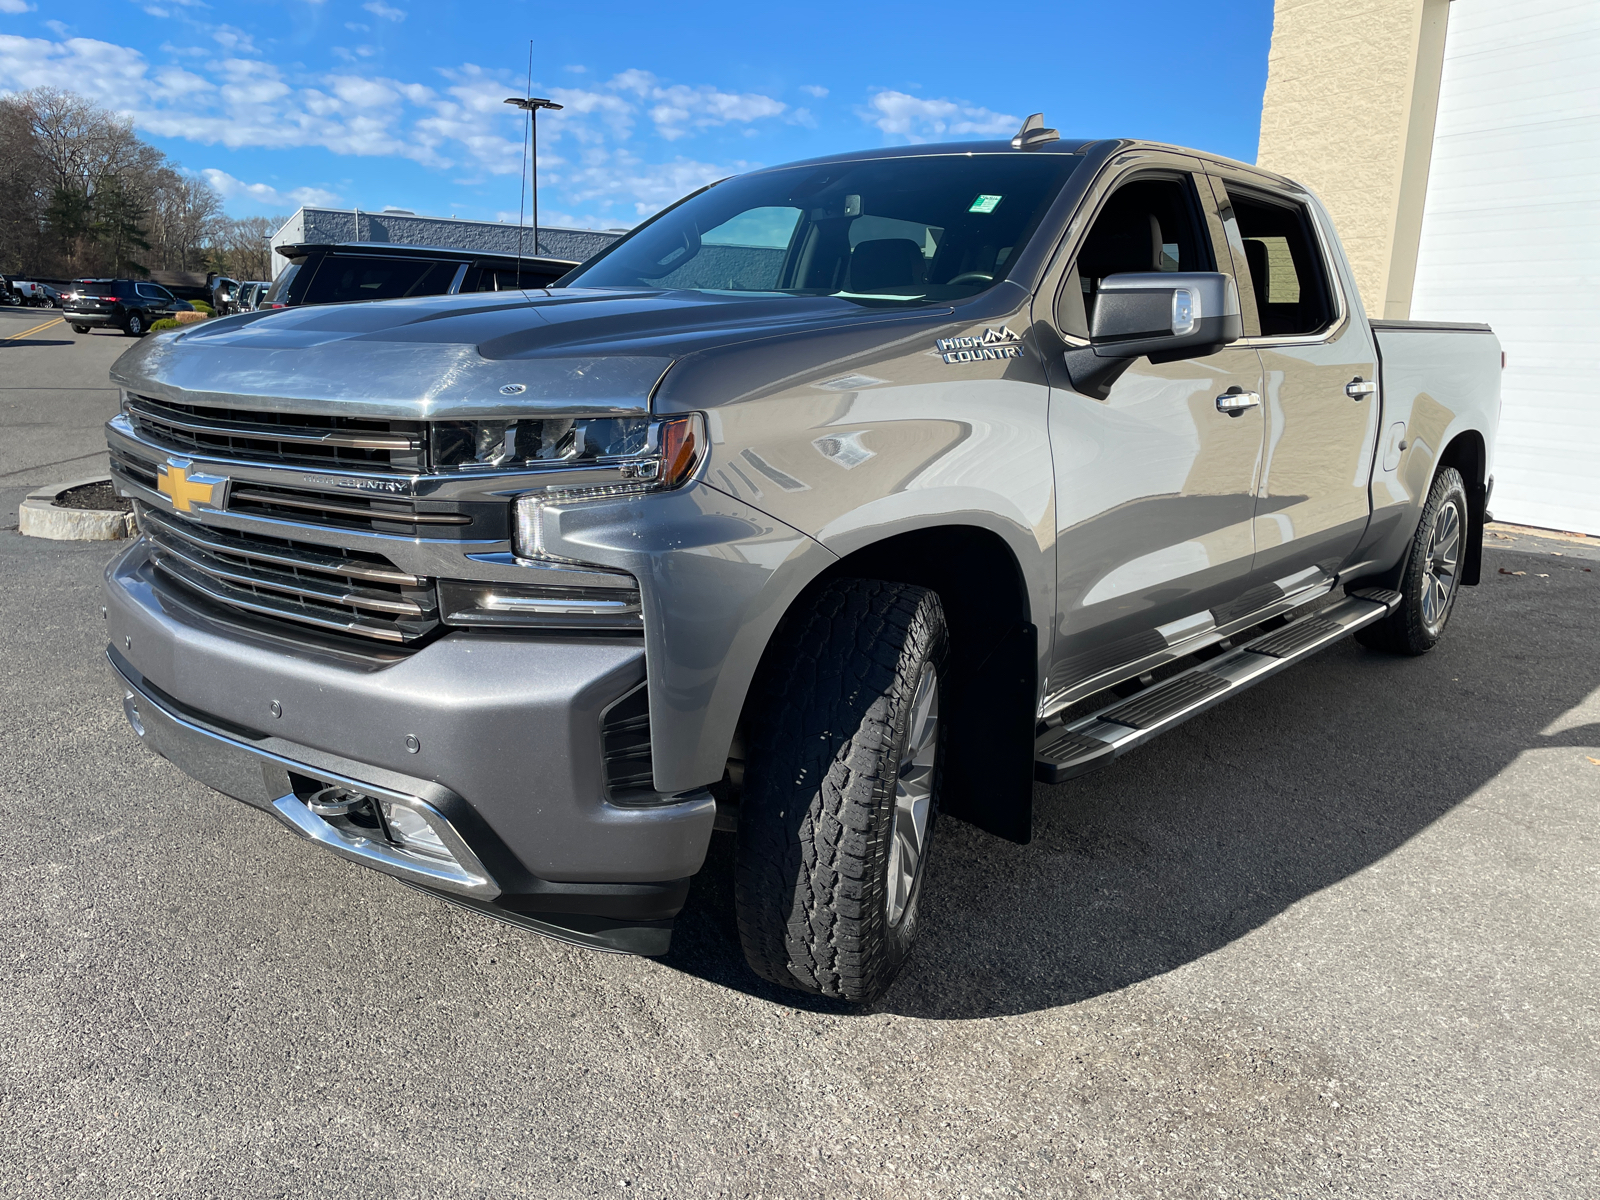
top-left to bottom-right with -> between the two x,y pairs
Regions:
1089,272 -> 1243,362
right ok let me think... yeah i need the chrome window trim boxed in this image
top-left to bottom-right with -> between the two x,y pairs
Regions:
1207,172 -> 1352,350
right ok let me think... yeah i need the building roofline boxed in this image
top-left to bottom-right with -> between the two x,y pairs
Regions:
272,207 -> 627,240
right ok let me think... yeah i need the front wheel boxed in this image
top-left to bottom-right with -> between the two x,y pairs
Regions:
734,578 -> 948,1004
1357,466 -> 1469,655
124,313 -> 144,337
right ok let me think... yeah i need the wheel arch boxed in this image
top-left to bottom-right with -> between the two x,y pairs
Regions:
1437,428 -> 1489,585
733,522 -> 1040,844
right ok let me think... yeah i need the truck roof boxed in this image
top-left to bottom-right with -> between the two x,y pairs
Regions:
755,137 -> 1300,194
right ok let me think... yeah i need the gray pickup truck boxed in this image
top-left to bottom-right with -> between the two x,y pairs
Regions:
102,121 -> 1500,1003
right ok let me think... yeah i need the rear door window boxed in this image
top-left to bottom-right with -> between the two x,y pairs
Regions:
1216,186 -> 1335,337
300,257 -> 458,305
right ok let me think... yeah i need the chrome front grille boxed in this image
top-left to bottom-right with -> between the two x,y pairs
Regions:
139,504 -> 439,644
227,481 -> 473,533
126,393 -> 426,474
109,447 -> 490,538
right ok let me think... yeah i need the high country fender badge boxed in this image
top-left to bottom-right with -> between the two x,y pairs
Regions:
935,326 -> 1024,364
156,458 -> 228,513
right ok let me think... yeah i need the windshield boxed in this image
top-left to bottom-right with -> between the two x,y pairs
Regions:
563,153 -> 1082,304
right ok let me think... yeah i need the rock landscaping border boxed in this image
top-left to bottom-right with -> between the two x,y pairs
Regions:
19,476 -> 137,541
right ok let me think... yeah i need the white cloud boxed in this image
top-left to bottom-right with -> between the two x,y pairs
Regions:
327,74 -> 399,108
861,89 -> 1018,143
211,27 -> 256,54
201,168 -> 339,208
0,32 -> 773,223
554,148 -> 739,217
800,84 -> 828,98
598,70 -> 787,141
155,66 -> 211,95
345,22 -> 370,32
0,0 -> 37,14
362,0 -> 405,20
44,19 -> 70,35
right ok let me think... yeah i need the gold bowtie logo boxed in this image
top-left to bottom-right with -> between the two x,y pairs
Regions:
156,461 -> 226,513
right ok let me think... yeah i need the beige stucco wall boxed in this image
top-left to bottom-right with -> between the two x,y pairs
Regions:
1257,0 -> 1449,317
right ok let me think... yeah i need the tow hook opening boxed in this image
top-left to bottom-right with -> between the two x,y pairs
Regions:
287,774 -> 476,876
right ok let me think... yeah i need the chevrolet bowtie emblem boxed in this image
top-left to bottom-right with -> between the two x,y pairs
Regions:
156,459 -> 227,513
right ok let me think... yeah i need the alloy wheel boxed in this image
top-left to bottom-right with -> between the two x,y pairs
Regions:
886,663 -> 939,926
1421,498 -> 1462,633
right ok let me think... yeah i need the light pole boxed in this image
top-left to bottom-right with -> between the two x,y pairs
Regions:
502,96 -> 563,262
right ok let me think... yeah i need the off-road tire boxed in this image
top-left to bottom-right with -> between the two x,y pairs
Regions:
70,324 -> 89,334
124,313 -> 144,337
734,578 -> 947,1004
1357,466 -> 1469,656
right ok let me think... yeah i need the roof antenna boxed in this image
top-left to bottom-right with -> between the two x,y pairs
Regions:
1011,113 -> 1059,150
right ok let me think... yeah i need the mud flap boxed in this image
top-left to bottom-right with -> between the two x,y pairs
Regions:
941,621 -> 1037,845
1462,478 -> 1492,586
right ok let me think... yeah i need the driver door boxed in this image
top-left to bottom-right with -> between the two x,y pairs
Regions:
1038,155 -> 1265,710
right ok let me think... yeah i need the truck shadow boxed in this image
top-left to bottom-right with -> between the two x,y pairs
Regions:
662,548 -> 1600,1018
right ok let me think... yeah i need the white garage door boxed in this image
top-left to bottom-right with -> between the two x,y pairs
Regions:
1409,0 -> 1600,534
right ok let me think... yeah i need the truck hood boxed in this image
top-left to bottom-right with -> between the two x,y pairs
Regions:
109,287 -> 949,421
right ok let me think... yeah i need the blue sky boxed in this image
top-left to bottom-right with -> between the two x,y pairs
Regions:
1,1 -> 1274,231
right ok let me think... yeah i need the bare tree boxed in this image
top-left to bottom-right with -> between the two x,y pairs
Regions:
208,215 -> 284,281
0,88 -> 227,279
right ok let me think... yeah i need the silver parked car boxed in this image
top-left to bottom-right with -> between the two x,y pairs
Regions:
102,123 -> 1500,1002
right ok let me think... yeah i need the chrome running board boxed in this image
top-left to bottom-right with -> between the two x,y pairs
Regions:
1034,588 -> 1401,784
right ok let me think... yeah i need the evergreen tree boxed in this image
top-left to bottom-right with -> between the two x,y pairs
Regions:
44,184 -> 94,268
95,176 -> 153,276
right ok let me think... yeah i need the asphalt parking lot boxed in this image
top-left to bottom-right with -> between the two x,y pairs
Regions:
2,306 -> 1597,1198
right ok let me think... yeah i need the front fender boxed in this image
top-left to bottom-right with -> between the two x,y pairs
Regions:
537,483 -> 838,793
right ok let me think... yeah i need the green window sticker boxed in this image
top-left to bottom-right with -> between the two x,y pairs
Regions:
969,194 -> 1003,214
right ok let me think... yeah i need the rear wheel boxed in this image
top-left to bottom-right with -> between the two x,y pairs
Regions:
70,324 -> 89,334
124,313 -> 145,337
734,578 -> 947,1004
1357,466 -> 1469,655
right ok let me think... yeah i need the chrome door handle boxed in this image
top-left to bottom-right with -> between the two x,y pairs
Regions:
1215,389 -> 1261,416
1346,377 -> 1376,399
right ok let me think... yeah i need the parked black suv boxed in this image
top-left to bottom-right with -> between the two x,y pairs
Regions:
64,279 -> 181,336
261,243 -> 578,309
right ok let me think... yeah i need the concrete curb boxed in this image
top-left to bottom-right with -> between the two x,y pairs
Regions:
19,476 -> 137,541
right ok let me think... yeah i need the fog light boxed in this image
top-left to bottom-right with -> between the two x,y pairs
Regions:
378,799 -> 455,862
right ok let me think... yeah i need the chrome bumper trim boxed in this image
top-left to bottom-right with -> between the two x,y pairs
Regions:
110,651 -> 501,899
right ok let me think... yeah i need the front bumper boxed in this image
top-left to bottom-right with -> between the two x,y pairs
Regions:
105,540 -> 716,953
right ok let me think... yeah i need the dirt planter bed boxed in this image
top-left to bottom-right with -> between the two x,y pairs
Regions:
19,477 -> 137,541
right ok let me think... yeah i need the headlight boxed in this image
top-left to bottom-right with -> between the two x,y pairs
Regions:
511,413 -> 706,560
432,416 -> 653,471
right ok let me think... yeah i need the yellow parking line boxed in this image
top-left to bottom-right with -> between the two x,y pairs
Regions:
2,316 -> 64,341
